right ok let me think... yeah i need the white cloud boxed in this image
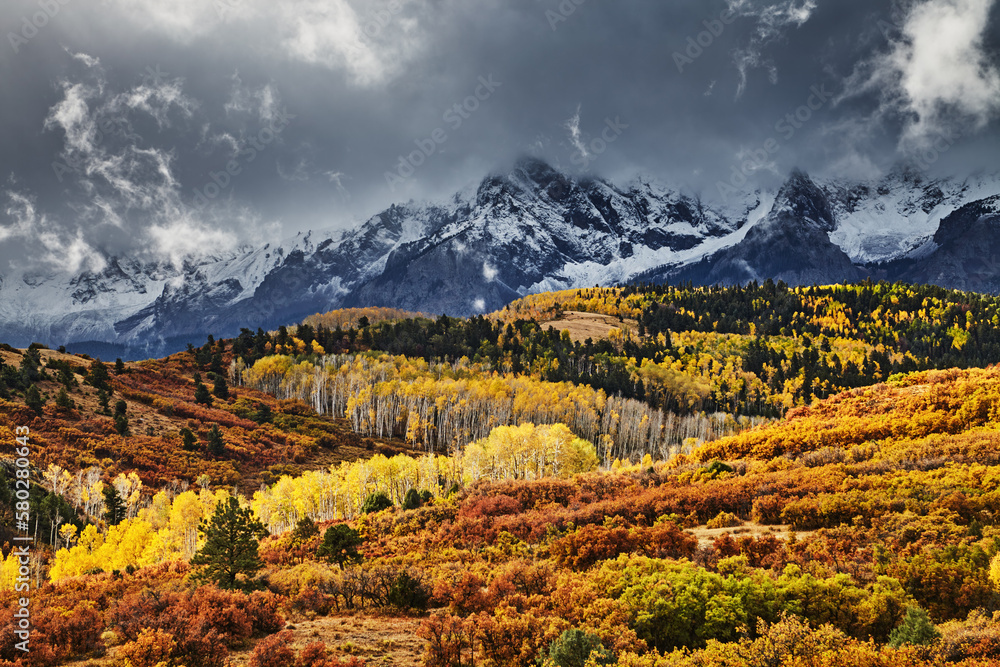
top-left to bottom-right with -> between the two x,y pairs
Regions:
2,191 -> 41,242
727,0 -> 818,98
280,1 -> 385,85
105,0 -> 432,87
37,57 -> 246,270
482,262 -> 498,282
325,171 -> 352,201
565,105 -> 588,159
225,74 -> 280,122
148,218 -> 238,269
70,51 -> 101,69
102,0 -> 244,43
38,230 -> 107,274
44,81 -> 100,155
4,191 -> 106,274
472,298 -> 486,312
840,0 -> 1000,152
277,0 -> 431,86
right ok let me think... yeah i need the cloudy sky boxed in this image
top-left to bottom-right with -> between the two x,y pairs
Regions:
1,0 -> 999,275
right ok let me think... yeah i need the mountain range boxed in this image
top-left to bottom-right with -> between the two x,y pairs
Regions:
3,158 -> 998,359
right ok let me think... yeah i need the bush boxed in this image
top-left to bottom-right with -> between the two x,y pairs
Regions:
291,587 -> 337,618
545,629 -> 615,667
117,628 -> 175,667
248,631 -> 296,667
246,590 -> 286,636
702,460 -> 733,478
402,489 -> 422,510
707,511 -> 742,529
387,571 -> 431,611
361,492 -> 393,514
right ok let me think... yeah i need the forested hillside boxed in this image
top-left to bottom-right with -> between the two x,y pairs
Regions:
2,283 -> 1000,666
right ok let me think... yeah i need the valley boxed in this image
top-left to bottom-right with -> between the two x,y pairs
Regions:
0,285 -> 999,665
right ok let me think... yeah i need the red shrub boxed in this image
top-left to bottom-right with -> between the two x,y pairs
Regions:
248,630 -> 296,667
459,494 -> 523,519
247,590 -> 286,635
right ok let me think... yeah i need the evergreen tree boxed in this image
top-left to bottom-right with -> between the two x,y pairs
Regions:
210,352 -> 225,376
212,373 -> 229,399
316,523 -> 363,569
25,385 -> 44,417
85,360 -> 112,393
290,517 -> 319,563
190,496 -> 268,590
103,484 -> 126,526
361,491 -> 393,514
291,516 -> 319,546
19,349 -> 41,385
889,606 -> 940,648
193,373 -> 213,407
114,358 -> 126,375
254,402 -> 272,424
55,387 -> 73,411
180,427 -> 199,452
113,399 -> 130,436
57,366 -> 77,391
207,423 -> 225,456
97,388 -> 111,414
402,488 -> 422,510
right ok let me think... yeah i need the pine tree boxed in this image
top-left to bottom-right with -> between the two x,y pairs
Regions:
97,388 -> 111,414
316,523 -> 363,569
25,385 -> 44,417
190,496 -> 268,590
114,411 -> 130,436
207,424 -> 225,456
103,484 -> 126,526
254,402 -> 272,424
361,491 -> 393,514
290,517 -> 319,563
889,606 -> 940,648
55,387 -> 73,411
85,360 -> 112,393
402,488 -> 422,510
114,358 -> 126,375
291,516 -> 319,546
180,427 -> 199,452
113,400 -> 130,435
19,349 -> 41,385
212,374 -> 229,400
193,373 -> 213,407
210,352 -> 225,376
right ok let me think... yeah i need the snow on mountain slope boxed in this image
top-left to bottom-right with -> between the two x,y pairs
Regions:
0,159 -> 997,358
826,170 -> 1000,264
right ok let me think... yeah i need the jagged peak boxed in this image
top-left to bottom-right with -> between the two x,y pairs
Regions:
772,168 -> 835,230
477,156 -> 576,207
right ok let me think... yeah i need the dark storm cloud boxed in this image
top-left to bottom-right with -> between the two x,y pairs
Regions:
0,0 -> 998,271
